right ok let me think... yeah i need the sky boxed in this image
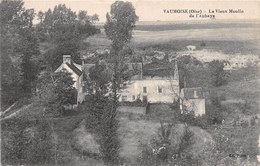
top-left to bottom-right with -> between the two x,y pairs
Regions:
22,0 -> 260,23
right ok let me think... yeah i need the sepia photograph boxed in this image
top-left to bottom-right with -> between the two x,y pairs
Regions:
1,0 -> 259,165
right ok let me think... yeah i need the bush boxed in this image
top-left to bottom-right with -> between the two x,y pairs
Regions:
177,110 -> 210,128
205,104 -> 223,125
137,124 -> 196,166
1,117 -> 56,165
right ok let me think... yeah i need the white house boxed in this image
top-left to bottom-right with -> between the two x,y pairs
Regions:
119,61 -> 180,103
55,55 -> 180,105
180,87 -> 206,116
55,55 -> 84,104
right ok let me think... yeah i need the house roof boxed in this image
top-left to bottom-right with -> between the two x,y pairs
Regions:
83,63 -> 143,80
82,61 -> 177,81
127,63 -> 142,80
66,62 -> 82,76
142,60 -> 175,78
181,87 -> 204,99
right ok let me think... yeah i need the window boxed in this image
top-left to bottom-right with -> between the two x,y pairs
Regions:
121,83 -> 127,88
158,86 -> 162,93
194,90 -> 198,98
143,87 -> 147,93
143,96 -> 148,103
122,96 -> 127,102
132,95 -> 135,101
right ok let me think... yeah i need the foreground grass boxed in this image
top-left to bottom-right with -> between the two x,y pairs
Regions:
118,104 -> 259,165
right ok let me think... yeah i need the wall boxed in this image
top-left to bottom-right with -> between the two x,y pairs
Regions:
117,106 -> 146,114
77,74 -> 85,104
119,78 -> 179,103
181,99 -> 206,116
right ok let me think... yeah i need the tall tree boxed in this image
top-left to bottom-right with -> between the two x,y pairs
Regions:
17,27 -> 40,93
37,4 -> 100,69
91,13 -> 99,24
0,0 -> 40,105
78,10 -> 90,24
101,1 -> 138,165
37,11 -> 44,23
208,60 -> 226,87
0,0 -> 25,33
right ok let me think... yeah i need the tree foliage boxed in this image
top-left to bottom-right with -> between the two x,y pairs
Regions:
208,60 -> 227,87
35,70 -> 77,116
94,1 -> 139,165
176,55 -> 202,89
0,0 -> 29,32
1,117 -> 55,165
138,124 -> 196,166
87,62 -> 112,96
0,0 -> 40,106
18,28 -> 40,93
35,4 -> 100,69
104,1 -> 138,51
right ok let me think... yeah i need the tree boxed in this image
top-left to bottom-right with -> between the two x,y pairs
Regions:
1,117 -> 56,165
0,0 -> 25,33
104,1 -> 138,51
37,11 -> 44,23
91,13 -> 99,24
18,28 -> 40,93
0,0 -> 40,106
205,92 -> 224,125
36,4 -> 100,69
21,8 -> 35,28
87,62 -> 112,96
1,48 -> 22,105
176,55 -> 202,89
78,10 -> 90,24
208,60 -> 226,87
35,70 -> 77,116
99,1 -> 138,165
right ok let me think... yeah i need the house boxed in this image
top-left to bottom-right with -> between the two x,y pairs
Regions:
180,87 -> 206,116
55,55 -> 85,104
55,54 -> 180,104
119,61 -> 180,103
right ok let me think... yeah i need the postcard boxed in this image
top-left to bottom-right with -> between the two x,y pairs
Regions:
1,0 -> 259,165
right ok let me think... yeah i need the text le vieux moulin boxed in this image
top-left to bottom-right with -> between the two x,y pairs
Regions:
163,9 -> 244,19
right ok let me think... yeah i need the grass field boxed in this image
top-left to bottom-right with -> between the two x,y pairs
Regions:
84,26 -> 260,56
117,102 -> 259,165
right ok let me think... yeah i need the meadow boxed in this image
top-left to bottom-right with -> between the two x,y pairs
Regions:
84,24 -> 260,56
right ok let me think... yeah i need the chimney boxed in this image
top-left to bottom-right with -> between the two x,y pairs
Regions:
63,55 -> 71,64
173,60 -> 179,81
194,90 -> 198,98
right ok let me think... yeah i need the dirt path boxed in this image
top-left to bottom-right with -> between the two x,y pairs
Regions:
1,104 -> 33,120
0,102 -> 17,117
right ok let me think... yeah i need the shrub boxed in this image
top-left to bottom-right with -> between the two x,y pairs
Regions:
1,117 -> 56,165
205,102 -> 224,125
175,109 -> 209,128
137,123 -> 196,166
